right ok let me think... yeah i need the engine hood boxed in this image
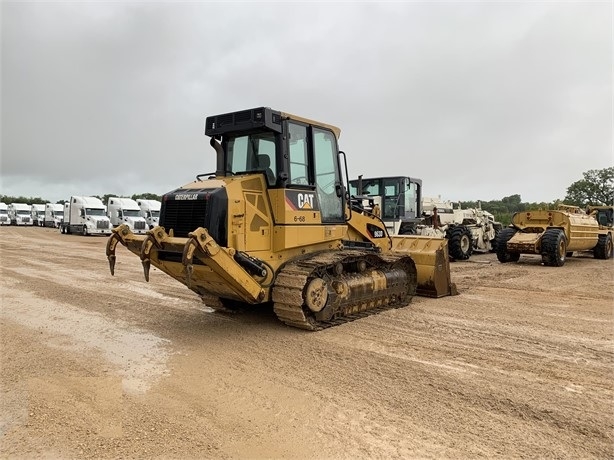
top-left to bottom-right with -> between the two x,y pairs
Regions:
160,186 -> 228,244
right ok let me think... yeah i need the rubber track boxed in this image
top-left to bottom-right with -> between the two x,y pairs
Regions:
271,250 -> 416,331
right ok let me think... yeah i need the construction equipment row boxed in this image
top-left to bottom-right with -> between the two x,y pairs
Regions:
102,107 -> 612,330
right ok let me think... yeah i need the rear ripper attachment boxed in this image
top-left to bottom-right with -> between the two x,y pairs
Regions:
106,224 -> 268,305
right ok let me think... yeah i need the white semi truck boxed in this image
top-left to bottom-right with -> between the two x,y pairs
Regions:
59,196 -> 112,235
0,203 -> 10,226
107,197 -> 148,234
44,203 -> 65,228
136,199 -> 161,229
31,204 -> 46,226
8,203 -> 33,226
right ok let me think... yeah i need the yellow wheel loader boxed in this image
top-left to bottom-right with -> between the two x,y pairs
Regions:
106,107 -> 457,330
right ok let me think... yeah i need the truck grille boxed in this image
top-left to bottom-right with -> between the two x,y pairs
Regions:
97,220 -> 110,229
0,216 -> 7,222
23,217 -> 31,222
134,221 -> 146,230
162,199 -> 207,238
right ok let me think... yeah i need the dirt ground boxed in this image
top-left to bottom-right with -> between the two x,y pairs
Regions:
0,226 -> 612,459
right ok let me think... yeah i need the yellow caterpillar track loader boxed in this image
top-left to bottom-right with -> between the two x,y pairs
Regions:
106,107 -> 457,330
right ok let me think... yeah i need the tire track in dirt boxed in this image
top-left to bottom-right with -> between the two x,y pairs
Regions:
1,227 -> 613,459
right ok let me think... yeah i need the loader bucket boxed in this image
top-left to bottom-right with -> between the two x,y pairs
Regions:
389,235 -> 458,298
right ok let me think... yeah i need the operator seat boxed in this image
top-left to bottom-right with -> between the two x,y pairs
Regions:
257,154 -> 276,185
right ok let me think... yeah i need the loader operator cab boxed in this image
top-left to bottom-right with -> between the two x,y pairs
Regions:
349,176 -> 422,228
206,107 -> 345,223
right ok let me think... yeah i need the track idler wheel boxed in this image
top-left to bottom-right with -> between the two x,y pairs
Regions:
305,278 -> 328,312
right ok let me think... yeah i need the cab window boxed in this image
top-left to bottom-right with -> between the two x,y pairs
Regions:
226,132 -> 277,185
313,128 -> 343,222
383,178 -> 401,219
288,122 -> 309,186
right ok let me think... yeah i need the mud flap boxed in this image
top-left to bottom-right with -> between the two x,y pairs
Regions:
390,235 -> 458,298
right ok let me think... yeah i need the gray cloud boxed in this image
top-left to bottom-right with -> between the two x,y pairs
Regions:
1,1 -> 612,203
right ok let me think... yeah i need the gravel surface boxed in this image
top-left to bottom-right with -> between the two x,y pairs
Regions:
1,226 -> 613,459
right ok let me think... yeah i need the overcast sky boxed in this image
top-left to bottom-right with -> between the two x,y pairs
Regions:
1,1 -> 612,204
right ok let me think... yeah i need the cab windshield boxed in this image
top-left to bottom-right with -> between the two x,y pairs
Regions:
151,210 -> 160,217
123,209 -> 140,217
86,208 -> 106,216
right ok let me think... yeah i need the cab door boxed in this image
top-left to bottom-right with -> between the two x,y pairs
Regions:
312,127 -> 344,223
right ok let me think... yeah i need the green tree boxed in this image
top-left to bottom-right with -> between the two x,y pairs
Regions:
564,167 -> 614,206
501,194 -> 522,208
100,193 -> 121,206
131,193 -> 162,201
0,195 -> 48,205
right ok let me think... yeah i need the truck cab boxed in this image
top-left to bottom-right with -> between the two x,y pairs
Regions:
60,196 -> 112,235
44,203 -> 64,228
8,203 -> 33,226
31,204 -> 46,226
136,199 -> 161,229
0,203 -> 10,225
107,197 -> 148,234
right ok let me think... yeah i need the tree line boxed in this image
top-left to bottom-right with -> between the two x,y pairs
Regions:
461,167 -> 613,225
1,167 -> 611,226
